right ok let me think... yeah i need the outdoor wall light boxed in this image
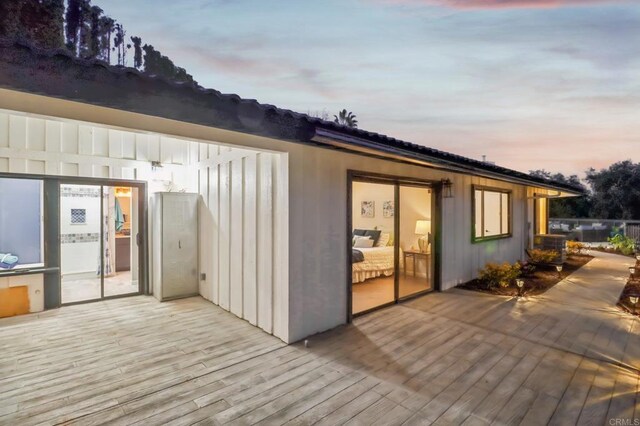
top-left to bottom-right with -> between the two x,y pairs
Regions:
441,178 -> 454,198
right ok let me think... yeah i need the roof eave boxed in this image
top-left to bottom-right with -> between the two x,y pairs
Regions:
312,127 -> 584,196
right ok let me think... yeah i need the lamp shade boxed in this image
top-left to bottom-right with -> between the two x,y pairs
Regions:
415,220 -> 430,235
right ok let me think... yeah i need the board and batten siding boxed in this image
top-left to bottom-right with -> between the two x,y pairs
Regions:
0,110 -> 288,341
0,93 -> 563,343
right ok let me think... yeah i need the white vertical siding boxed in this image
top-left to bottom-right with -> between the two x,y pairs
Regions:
0,110 -> 288,341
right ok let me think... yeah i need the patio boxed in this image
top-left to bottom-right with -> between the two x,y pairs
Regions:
0,251 -> 637,425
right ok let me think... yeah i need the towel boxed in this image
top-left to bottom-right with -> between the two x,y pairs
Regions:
0,253 -> 19,269
114,198 -> 125,232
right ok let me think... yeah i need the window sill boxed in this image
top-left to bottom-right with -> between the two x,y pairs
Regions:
472,234 -> 512,244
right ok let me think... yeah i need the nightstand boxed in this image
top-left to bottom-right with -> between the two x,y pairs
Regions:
403,250 -> 431,279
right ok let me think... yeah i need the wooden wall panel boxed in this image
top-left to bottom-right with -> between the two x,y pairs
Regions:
242,154 -> 258,325
208,163 -> 220,305
9,115 -> 26,150
257,154 -> 274,333
229,158 -> 244,317
0,113 -> 8,147
218,162 -> 231,311
27,118 -> 45,151
0,110 -> 286,341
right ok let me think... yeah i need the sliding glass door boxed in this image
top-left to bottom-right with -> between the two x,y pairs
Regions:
60,183 -> 140,304
60,184 -> 103,303
398,185 -> 434,298
350,177 -> 435,316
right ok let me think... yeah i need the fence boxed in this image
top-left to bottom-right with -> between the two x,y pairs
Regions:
549,218 -> 640,243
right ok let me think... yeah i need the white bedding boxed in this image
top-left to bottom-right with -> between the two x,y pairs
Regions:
352,246 -> 395,283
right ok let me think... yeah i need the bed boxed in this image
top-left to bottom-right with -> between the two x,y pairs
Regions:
352,246 -> 395,284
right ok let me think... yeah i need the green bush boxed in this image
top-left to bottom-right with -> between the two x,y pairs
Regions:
608,234 -> 636,255
527,249 -> 558,265
478,262 -> 521,289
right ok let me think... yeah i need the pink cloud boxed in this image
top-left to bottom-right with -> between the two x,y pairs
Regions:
382,0 -> 625,9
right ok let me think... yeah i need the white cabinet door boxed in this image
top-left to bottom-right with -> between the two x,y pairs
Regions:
161,194 -> 199,299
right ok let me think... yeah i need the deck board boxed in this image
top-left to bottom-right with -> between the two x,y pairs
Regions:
1,252 -> 638,426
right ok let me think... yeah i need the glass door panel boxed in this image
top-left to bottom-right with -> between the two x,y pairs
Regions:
398,185 -> 433,298
60,184 -> 103,303
103,186 -> 140,297
351,181 -> 396,314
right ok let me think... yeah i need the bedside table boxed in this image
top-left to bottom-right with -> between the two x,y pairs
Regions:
403,250 -> 431,279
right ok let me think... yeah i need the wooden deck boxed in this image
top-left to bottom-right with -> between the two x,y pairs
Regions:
0,252 -> 638,425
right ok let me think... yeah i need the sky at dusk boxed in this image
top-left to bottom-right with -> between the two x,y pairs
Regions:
103,0 -> 639,177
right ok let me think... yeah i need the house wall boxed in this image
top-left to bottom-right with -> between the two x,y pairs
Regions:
0,107 -> 288,341
0,90 -> 561,343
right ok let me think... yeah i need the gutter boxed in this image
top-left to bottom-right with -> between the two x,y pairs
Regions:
312,128 -> 582,196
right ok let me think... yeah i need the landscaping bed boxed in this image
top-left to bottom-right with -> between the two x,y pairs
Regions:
458,254 -> 594,297
591,246 -> 636,259
617,260 -> 640,316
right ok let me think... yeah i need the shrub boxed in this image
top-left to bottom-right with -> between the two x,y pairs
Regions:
528,249 -> 558,265
518,261 -> 536,277
608,234 -> 636,256
567,240 -> 586,255
478,262 -> 521,289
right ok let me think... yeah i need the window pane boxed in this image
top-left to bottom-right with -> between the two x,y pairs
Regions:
483,191 -> 502,237
0,178 -> 43,268
501,193 -> 509,234
474,190 -> 483,238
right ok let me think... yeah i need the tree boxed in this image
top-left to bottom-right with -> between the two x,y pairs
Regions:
307,109 -> 330,121
65,0 -> 82,52
113,23 -> 126,66
130,36 -> 143,69
77,0 -> 93,58
333,109 -> 358,128
87,5 -> 104,59
98,15 -> 115,62
586,161 -> 640,220
143,44 -> 195,83
0,0 -> 65,49
529,169 -> 591,218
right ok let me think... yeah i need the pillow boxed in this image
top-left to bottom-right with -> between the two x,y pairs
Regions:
353,229 -> 367,237
363,230 -> 382,246
353,236 -> 374,248
376,232 -> 390,247
353,235 -> 371,245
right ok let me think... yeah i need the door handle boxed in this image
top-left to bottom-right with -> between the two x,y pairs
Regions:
179,240 -> 182,249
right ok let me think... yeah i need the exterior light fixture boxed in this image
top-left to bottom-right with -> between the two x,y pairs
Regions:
515,279 -> 524,297
629,296 -> 639,314
555,264 -> 563,278
441,178 -> 453,198
151,161 -> 163,171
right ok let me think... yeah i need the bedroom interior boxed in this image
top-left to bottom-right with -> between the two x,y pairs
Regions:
351,179 -> 435,315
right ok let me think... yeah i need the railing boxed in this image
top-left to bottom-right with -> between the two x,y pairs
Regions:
549,218 -> 640,243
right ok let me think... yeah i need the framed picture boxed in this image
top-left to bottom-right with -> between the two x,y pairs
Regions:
70,208 -> 87,224
361,201 -> 375,218
383,201 -> 394,218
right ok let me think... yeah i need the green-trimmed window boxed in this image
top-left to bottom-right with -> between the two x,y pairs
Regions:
473,186 -> 511,242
